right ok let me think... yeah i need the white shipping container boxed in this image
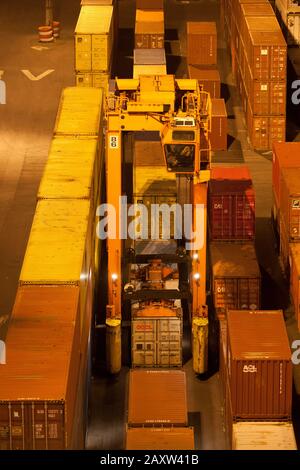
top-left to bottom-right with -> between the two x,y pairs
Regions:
276,0 -> 300,13
131,308 -> 182,368
232,422 -> 297,450
276,0 -> 300,44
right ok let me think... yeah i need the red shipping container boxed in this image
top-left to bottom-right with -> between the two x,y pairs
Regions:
209,167 -> 255,241
227,310 -> 292,421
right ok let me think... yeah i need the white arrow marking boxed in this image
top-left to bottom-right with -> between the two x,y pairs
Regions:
31,45 -> 49,51
21,69 -> 54,81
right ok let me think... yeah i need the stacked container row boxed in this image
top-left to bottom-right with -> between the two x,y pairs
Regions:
272,142 -> 300,331
208,166 -> 260,319
225,0 -> 287,150
0,87 -> 105,449
133,1 -> 166,78
75,3 -> 116,90
219,310 -> 296,449
187,22 -> 228,151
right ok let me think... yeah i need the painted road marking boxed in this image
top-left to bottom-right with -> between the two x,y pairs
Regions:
21,69 -> 54,81
31,45 -> 49,51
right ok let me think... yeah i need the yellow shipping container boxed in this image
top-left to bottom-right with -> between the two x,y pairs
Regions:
136,9 -> 164,23
75,5 -> 114,71
19,200 -> 91,285
133,64 -> 167,78
37,138 -> 100,205
19,200 -> 94,344
76,71 -> 110,91
134,166 -> 176,195
54,87 -> 103,137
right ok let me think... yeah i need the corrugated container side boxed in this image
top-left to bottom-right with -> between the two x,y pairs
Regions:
289,244 -> 300,331
126,427 -> 195,450
210,243 -> 261,318
209,173 -> 255,241
227,310 -> 293,420
0,286 -> 81,450
187,22 -> 217,65
280,168 -> 300,241
187,65 -> 221,98
210,98 -> 227,151
128,370 -> 188,426
272,143 -> 300,221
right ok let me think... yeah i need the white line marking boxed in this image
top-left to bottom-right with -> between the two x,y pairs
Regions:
31,46 -> 49,51
21,69 -> 54,81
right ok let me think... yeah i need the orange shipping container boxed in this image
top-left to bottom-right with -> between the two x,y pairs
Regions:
135,21 -> 164,49
128,369 -> 188,426
187,22 -> 217,66
272,143 -> 300,219
126,427 -> 195,450
280,168 -> 300,241
227,310 -> 292,420
246,104 -> 285,150
289,243 -> 300,331
188,65 -> 221,98
0,286 -> 83,450
210,98 -> 227,151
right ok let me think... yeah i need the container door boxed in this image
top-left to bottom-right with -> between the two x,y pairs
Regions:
210,195 -> 232,240
76,73 -> 92,87
75,35 -> 92,71
92,35 -> 108,71
76,52 -> 92,72
131,319 -> 156,367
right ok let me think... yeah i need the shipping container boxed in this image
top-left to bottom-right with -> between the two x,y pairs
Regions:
232,422 -> 297,449
128,370 -> 188,426
136,0 -> 164,10
210,98 -> 227,151
219,318 -> 228,401
275,0 -> 300,13
37,138 -> 100,204
19,200 -> 93,354
75,5 -> 114,71
289,243 -> 300,331
188,65 -> 221,98
272,142 -> 300,219
227,309 -> 292,420
136,9 -> 164,24
280,167 -> 300,240
209,166 -> 255,241
81,0 -> 114,4
210,243 -> 261,318
135,24 -> 164,49
134,48 -> 166,65
246,105 -> 286,150
76,71 -> 110,90
126,427 -> 195,450
187,22 -> 217,66
283,12 -> 300,45
245,29 -> 287,81
54,87 -> 103,137
279,215 -> 291,273
131,304 -> 182,367
133,64 -> 167,78
239,3 -> 275,39
0,286 -> 83,450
